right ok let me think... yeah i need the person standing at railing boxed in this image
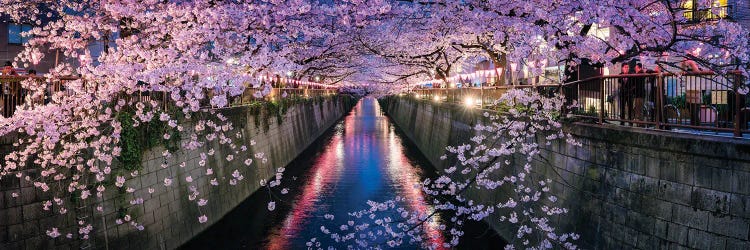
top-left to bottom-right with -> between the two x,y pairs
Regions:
2,61 -> 18,117
1,61 -> 17,76
644,65 -> 662,123
632,63 -> 647,124
618,63 -> 633,125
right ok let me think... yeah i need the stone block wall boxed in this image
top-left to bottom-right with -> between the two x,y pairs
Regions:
0,96 -> 355,250
380,96 -> 750,249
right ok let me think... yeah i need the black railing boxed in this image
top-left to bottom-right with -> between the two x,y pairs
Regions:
562,72 -> 747,137
0,76 -> 78,117
409,84 -> 561,108
408,72 -> 748,137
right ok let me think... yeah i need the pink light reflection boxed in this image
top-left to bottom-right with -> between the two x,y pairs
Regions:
266,121 -> 346,250
265,99 -> 447,249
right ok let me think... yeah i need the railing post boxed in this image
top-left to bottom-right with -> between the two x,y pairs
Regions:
599,78 -> 604,124
656,74 -> 663,130
734,73 -> 742,137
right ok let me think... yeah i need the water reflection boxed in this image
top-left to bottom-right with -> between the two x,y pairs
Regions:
265,98 -> 444,249
183,98 -> 503,249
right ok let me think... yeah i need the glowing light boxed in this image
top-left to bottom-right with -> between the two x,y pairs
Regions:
433,95 -> 441,102
464,97 -> 474,107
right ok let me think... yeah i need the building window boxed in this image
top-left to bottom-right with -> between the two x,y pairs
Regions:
682,0 -> 731,21
8,24 -> 32,44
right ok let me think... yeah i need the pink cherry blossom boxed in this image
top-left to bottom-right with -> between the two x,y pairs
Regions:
46,228 -> 61,238
0,1 -> 746,248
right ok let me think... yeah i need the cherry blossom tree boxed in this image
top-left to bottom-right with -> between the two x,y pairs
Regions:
0,0 -> 343,242
0,0 -> 748,249
344,0 -> 749,86
304,1 -> 750,249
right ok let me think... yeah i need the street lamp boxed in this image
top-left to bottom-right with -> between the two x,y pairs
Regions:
464,97 -> 474,107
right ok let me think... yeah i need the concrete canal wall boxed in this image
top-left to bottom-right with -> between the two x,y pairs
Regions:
380,96 -> 750,249
0,96 -> 356,250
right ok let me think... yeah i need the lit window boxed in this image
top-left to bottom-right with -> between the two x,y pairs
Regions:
8,24 -> 32,44
682,0 -> 694,20
682,0 -> 729,21
710,0 -> 729,19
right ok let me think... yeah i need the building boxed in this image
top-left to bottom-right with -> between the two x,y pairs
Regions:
0,13 -> 109,75
0,18 -> 60,74
684,0 -> 750,28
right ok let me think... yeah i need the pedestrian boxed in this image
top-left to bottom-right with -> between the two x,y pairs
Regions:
644,65 -> 663,123
618,63 -> 632,125
1,61 -> 16,76
1,61 -> 18,116
631,63 -> 647,124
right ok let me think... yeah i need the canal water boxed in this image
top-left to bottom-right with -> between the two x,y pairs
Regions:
182,98 -> 504,249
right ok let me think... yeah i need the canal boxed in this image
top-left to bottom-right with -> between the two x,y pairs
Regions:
182,98 -> 504,249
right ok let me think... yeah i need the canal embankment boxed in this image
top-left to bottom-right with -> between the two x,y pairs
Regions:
0,96 -> 357,249
379,96 -> 750,249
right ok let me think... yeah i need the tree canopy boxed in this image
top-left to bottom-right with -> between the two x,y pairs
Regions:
1,1 -> 748,249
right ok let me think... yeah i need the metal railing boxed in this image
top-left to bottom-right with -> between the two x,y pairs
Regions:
407,72 -> 748,137
0,76 -> 339,118
410,85 -> 561,108
562,72 -> 748,136
232,88 -> 338,106
0,76 -> 78,117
